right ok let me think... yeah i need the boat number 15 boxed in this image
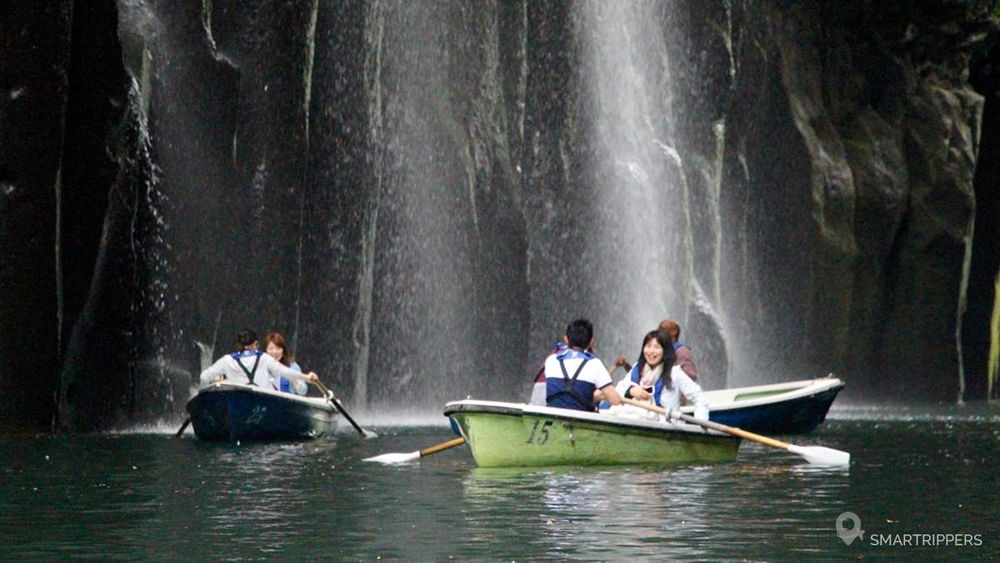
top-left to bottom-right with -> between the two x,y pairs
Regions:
526,420 -> 553,445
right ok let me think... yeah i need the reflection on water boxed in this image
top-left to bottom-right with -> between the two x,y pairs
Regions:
1,415 -> 998,559
457,457 -> 855,559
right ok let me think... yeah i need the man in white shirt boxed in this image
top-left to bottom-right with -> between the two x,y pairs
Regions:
199,329 -> 319,390
544,319 -> 624,412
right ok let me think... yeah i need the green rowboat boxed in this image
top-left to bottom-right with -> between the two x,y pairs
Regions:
444,400 -> 741,468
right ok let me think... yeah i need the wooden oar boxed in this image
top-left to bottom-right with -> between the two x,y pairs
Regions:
314,381 -> 378,438
174,418 -> 191,437
363,437 -> 466,464
621,398 -> 850,466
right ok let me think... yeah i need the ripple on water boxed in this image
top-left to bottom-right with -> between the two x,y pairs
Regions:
1,418 -> 997,560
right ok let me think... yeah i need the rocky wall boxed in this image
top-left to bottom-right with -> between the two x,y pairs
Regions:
1,0 -> 997,431
0,2 -> 73,431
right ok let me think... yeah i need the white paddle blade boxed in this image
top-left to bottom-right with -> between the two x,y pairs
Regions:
788,445 -> 850,466
363,451 -> 421,464
362,429 -> 379,439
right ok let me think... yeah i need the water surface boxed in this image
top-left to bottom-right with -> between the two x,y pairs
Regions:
2,406 -> 998,560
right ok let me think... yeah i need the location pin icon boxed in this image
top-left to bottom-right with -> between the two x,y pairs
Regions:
835,512 -> 864,545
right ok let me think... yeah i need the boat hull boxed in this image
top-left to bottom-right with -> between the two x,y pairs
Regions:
687,378 -> 844,435
445,400 -> 740,468
186,383 -> 338,442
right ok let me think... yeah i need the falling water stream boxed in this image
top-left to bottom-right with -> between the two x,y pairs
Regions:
577,0 -> 687,358
4,1 -> 997,559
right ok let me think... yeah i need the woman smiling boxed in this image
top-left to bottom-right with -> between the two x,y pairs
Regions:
614,329 -> 709,421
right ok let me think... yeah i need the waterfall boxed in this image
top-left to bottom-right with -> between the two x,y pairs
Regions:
577,0 -> 687,358
36,0 -> 990,432
364,2 -> 487,408
522,1 -> 730,389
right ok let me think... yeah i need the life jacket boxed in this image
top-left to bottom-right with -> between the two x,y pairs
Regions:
229,350 -> 262,385
546,348 -> 597,412
628,364 -> 670,407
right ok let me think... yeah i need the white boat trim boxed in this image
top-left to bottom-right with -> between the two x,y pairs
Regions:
679,376 -> 844,414
445,399 -> 729,437
203,381 -> 337,411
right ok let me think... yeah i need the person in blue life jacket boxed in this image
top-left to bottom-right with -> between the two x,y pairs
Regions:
545,319 -> 623,412
608,329 -> 708,421
199,329 -> 319,390
263,331 -> 308,395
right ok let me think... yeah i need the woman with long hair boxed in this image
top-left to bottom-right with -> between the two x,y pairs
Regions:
614,329 -> 708,420
264,331 -> 308,395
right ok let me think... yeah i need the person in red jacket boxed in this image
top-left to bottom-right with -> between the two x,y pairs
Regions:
658,319 -> 697,381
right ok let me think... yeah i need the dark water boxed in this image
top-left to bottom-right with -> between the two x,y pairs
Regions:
2,405 -> 998,560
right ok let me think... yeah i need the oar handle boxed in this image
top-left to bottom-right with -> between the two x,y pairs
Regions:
420,437 -> 465,457
620,397 -> 791,450
313,380 -> 333,398
619,397 -> 849,466
684,416 -> 790,450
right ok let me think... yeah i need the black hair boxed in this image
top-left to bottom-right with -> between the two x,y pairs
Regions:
636,329 -> 675,390
565,318 -> 594,349
236,329 -> 258,350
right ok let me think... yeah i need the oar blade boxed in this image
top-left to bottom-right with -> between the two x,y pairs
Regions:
363,451 -> 421,464
788,445 -> 850,466
362,429 -> 379,439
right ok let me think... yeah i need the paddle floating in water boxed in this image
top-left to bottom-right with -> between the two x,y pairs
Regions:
364,437 -> 466,464
621,398 -> 850,466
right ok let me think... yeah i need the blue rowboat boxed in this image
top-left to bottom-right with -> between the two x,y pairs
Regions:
185,381 -> 339,442
682,375 -> 844,434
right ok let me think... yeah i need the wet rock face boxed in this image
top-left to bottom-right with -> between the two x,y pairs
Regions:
0,2 -> 73,431
967,28 -> 1000,400
1,1 -> 997,431
711,1 -> 994,398
79,0 -> 527,424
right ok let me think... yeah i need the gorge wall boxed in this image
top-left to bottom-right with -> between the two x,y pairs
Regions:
0,0 -> 996,432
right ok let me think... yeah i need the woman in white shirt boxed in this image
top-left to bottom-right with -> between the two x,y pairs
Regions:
615,329 -> 709,421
